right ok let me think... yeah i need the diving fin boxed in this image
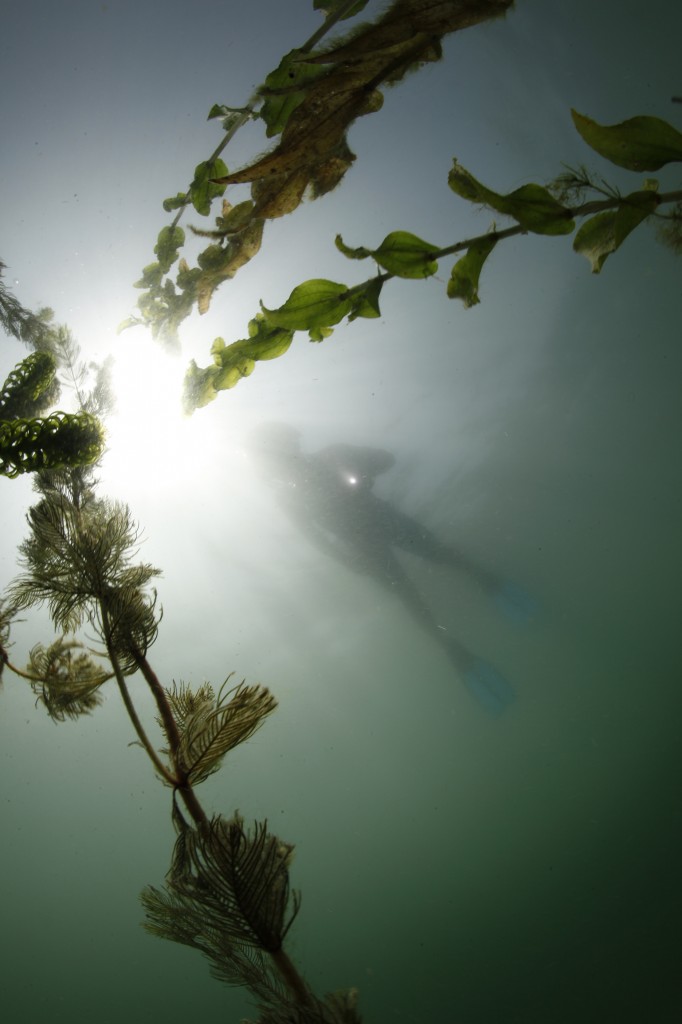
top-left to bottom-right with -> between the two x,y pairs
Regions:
462,657 -> 516,717
493,580 -> 539,625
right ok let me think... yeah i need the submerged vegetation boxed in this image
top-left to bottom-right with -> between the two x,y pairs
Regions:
180,108 -> 682,412
0,460 -> 350,1021
0,271 -> 106,477
1,1 -> 681,1022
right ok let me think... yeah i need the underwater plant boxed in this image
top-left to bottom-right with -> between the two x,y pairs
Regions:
0,270 -> 107,477
0,461 -> 359,1023
2,3 -> 681,1021
181,108 -> 682,411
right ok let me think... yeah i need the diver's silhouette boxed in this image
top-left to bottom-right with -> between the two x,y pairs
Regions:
247,424 -> 533,715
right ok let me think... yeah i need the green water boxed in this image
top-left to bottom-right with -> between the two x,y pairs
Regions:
1,1 -> 681,1021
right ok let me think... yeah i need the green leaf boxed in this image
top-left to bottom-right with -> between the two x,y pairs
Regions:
133,262 -> 164,290
309,325 -> 335,342
176,259 -> 201,294
215,200 -> 255,234
162,192 -> 188,213
261,279 -> 352,334
207,103 -> 244,121
244,314 -> 295,359
259,50 -> 327,138
0,351 -> 57,420
0,410 -> 104,478
207,104 -> 251,133
182,361 -> 221,412
573,189 -> 659,273
214,357 -> 256,389
335,234 -> 372,260
117,316 -> 142,335
348,277 -> 383,320
612,189 -> 659,245
447,235 -> 497,307
373,231 -> 438,278
502,183 -> 575,235
189,159 -> 228,216
572,212 -> 617,273
571,110 -> 682,171
213,323 -> 293,366
182,319 -> 295,412
154,226 -> 185,273
448,160 -> 492,205
197,244 -> 230,272
449,161 -> 573,235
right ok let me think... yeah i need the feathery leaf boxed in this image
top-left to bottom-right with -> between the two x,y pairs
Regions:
141,814 -> 300,1003
165,676 -> 278,784
28,638 -> 111,721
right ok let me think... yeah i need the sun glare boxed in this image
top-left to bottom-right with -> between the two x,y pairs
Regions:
100,335 -> 217,498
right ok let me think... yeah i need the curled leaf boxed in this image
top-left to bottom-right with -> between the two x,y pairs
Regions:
259,50 -> 328,138
162,192 -> 188,213
573,189 -> 659,272
348,277 -> 383,320
449,160 -> 573,235
261,279 -> 352,333
447,234 -> 498,307
0,351 -> 58,420
0,411 -> 105,478
182,316 -> 294,412
335,233 -> 373,260
189,159 -> 228,216
154,226 -> 185,273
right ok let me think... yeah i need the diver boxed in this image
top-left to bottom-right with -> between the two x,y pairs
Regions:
246,423 -> 535,716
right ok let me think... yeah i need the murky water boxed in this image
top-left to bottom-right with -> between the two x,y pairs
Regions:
1,2 -> 681,1021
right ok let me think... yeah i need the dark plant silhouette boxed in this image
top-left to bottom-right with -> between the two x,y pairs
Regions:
0,267 -> 108,476
1,458 -> 359,1023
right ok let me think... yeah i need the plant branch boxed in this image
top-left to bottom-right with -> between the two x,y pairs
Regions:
127,654 -> 312,1007
299,0 -> 366,55
0,648 -> 113,686
339,187 -> 682,299
132,649 -> 210,828
99,604 -> 178,787
272,948 -> 315,1008
168,0 -> 368,232
431,188 -> 682,262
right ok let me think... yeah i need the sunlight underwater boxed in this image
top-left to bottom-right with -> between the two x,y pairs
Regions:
101,333 -> 219,495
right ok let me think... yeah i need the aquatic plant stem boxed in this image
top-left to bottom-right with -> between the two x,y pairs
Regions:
98,604 -> 178,787
115,667 -> 177,786
130,655 -> 313,1008
300,0 -> 371,55
93,598 -> 314,1007
132,649 -> 211,828
272,948 -> 315,1007
430,188 -> 682,262
168,0 -> 367,232
339,187 -> 682,304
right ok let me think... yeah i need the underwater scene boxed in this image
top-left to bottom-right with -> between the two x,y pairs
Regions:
1,2 -> 681,1022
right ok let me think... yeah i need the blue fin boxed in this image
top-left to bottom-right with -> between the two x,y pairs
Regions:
463,658 -> 516,716
493,580 -> 539,625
